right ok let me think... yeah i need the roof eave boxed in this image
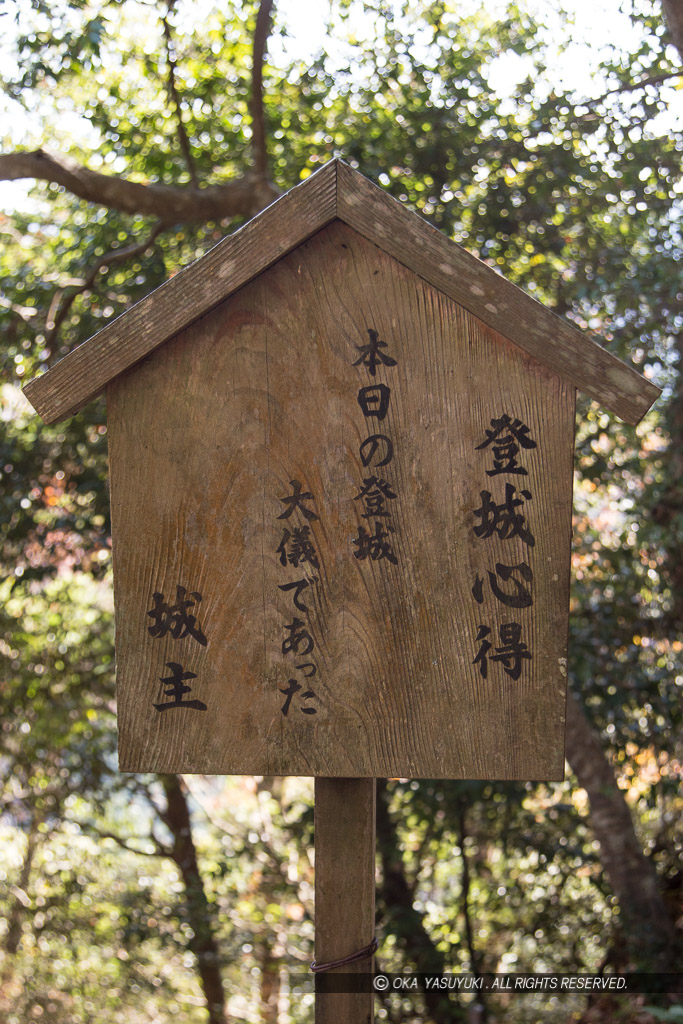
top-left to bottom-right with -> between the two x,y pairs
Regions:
23,158 -> 660,426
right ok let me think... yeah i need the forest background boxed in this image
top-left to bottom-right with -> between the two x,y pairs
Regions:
0,0 -> 681,1022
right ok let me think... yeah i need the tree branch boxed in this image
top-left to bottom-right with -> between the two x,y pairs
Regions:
92,827 -> 171,858
250,0 -> 275,177
44,220 -> 165,358
0,295 -> 38,322
0,149 -> 280,221
582,71 -> 679,110
161,6 -> 200,187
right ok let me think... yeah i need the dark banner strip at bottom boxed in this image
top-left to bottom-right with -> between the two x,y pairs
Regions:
285,973 -> 683,995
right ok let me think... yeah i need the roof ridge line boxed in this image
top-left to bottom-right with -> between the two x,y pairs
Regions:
23,157 -> 659,425
333,160 -> 659,424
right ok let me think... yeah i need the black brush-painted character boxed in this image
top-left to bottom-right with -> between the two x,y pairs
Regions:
147,585 -> 207,647
353,328 -> 398,376
153,662 -> 207,711
352,521 -> 398,565
357,384 -> 391,422
471,562 -> 533,608
279,678 -> 318,716
473,484 -> 535,547
282,617 -> 314,657
359,433 -> 394,469
491,622 -> 532,681
476,414 -> 537,476
354,476 -> 397,519
276,525 -> 320,569
278,578 -> 317,613
277,479 -> 319,521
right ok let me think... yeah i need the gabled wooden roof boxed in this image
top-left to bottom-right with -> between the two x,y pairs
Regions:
24,159 -> 659,425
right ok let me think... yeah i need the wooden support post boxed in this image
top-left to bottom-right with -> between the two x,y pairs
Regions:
314,777 -> 376,1024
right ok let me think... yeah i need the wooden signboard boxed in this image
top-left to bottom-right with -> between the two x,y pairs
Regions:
24,159 -> 659,783
106,221 -> 572,779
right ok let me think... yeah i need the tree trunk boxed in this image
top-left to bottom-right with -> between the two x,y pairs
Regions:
564,693 -> 677,969
376,781 -> 467,1024
662,0 -> 683,61
4,820 -> 40,955
257,939 -> 280,1024
160,774 -> 228,1024
652,330 -> 683,630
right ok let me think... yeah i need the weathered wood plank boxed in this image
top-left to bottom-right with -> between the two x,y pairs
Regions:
336,162 -> 659,425
315,777 -> 376,1024
110,221 -> 574,779
24,161 -> 338,424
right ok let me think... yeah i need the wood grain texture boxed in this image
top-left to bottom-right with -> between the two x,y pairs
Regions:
335,162 -> 659,425
23,161 -> 338,424
108,221 -> 575,778
24,160 -> 658,428
314,778 -> 376,1024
